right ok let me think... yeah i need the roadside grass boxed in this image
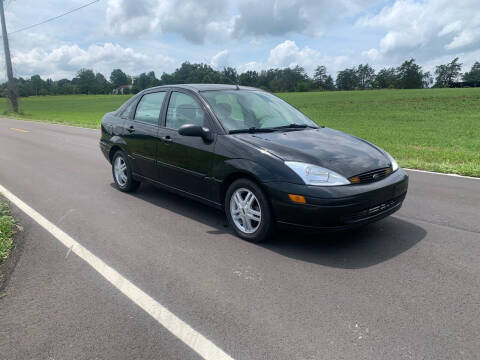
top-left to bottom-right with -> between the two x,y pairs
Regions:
0,200 -> 15,262
1,94 -> 131,128
278,88 -> 480,177
0,88 -> 479,176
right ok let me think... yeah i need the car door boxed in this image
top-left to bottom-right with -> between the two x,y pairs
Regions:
123,91 -> 167,181
156,90 -> 216,200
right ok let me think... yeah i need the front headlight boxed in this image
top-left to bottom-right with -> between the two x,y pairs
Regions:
385,152 -> 399,172
285,162 -> 350,186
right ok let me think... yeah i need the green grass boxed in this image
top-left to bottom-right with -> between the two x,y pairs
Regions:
278,88 -> 480,177
0,200 -> 15,262
1,94 -> 132,128
1,88 -> 479,176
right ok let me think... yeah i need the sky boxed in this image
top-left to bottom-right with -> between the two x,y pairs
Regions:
2,0 -> 480,81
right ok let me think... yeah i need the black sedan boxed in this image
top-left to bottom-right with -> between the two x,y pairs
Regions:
100,84 -> 408,242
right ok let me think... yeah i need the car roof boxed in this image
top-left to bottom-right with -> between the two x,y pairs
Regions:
145,83 -> 261,93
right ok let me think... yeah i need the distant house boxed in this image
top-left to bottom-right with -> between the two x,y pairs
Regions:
113,84 -> 133,95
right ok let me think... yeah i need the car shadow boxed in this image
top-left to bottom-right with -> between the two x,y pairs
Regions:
262,217 -> 426,269
120,183 -> 426,269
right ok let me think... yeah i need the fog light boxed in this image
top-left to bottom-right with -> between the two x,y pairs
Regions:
288,194 -> 306,204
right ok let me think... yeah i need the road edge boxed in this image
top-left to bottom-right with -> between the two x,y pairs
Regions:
2,117 -> 479,180
0,196 -> 25,294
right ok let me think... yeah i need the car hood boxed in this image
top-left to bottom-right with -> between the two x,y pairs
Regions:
233,128 -> 390,178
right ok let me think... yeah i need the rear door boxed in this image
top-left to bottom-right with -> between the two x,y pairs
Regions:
123,91 -> 167,180
156,90 -> 216,200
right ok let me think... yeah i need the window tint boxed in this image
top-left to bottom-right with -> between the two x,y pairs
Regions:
166,92 -> 206,130
119,100 -> 135,119
134,92 -> 166,125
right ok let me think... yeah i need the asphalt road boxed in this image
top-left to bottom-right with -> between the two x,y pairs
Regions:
0,118 -> 479,360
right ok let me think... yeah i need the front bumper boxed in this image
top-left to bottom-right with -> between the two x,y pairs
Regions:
265,168 -> 409,231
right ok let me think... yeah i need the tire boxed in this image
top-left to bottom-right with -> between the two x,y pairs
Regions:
225,178 -> 274,243
112,150 -> 140,192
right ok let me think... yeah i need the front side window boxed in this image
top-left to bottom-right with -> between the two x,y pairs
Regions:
166,92 -> 206,130
201,90 -> 317,131
134,92 -> 166,125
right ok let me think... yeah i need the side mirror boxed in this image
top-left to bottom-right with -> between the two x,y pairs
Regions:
178,124 -> 213,142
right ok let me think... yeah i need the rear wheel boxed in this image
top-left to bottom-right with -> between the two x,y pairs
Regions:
112,150 -> 140,192
225,178 -> 274,242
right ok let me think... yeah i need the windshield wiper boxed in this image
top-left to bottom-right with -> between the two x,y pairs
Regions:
272,123 -> 318,130
229,127 -> 276,134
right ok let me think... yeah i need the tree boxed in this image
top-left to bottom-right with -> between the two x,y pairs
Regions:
374,67 -> 398,89
324,75 -> 335,91
56,79 -> 75,95
434,57 -> 462,87
75,69 -> 96,94
30,75 -> 44,96
221,67 -> 238,84
336,68 -> 359,90
463,62 -> 480,84
17,77 -> 33,97
110,69 -> 129,88
396,59 -> 428,89
239,70 -> 258,87
356,64 -> 375,89
95,73 -> 110,94
313,65 -> 328,89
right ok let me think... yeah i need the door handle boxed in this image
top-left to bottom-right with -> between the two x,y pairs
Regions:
127,125 -> 135,133
161,135 -> 173,144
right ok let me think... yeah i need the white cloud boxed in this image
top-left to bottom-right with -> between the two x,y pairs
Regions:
12,43 -> 175,80
357,0 -> 480,61
106,0 -> 383,44
210,50 -> 230,69
438,21 -> 462,37
233,0 -> 381,38
445,28 -> 480,50
106,0 -> 230,44
362,48 -> 381,61
237,40 -> 349,75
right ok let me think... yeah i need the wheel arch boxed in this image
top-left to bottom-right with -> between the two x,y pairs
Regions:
109,145 -> 123,163
218,158 -> 276,206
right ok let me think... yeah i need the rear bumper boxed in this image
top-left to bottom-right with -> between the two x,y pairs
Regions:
99,140 -> 111,163
265,169 -> 409,231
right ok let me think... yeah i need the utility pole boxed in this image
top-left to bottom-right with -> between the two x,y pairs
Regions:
0,0 -> 18,112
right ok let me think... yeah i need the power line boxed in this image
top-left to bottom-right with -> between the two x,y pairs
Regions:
8,0 -> 100,36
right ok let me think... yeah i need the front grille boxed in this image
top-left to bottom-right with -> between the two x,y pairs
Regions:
344,195 -> 404,222
349,167 -> 392,184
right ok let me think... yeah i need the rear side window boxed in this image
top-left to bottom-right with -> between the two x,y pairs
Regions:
134,92 -> 166,125
119,100 -> 135,119
166,92 -> 206,130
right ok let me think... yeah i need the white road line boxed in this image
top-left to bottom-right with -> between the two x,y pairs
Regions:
0,183 -> 234,360
405,168 -> 480,180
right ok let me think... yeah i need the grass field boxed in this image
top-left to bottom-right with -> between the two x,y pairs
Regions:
1,88 -> 479,176
0,200 -> 15,262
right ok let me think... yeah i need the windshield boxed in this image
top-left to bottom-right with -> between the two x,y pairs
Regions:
201,90 -> 318,132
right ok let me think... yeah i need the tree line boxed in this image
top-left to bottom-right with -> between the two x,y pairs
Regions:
2,58 -> 479,97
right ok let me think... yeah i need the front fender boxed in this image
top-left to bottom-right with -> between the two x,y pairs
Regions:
221,158 -> 275,182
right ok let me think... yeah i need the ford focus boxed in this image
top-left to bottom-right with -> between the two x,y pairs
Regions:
100,84 -> 408,242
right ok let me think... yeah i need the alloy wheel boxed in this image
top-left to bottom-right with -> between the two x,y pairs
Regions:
114,156 -> 128,187
230,188 -> 262,234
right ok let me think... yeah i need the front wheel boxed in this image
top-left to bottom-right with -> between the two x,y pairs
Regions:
225,178 -> 274,242
112,150 -> 140,192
